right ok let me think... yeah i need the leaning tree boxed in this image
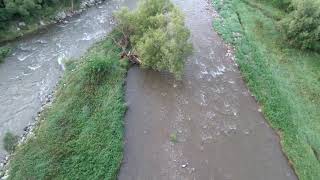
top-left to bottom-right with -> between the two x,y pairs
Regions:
112,0 -> 192,79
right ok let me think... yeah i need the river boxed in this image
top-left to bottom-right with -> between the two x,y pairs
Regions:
119,0 -> 297,179
0,0 -> 135,163
0,0 -> 297,179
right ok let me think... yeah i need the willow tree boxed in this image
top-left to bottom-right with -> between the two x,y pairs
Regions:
113,0 -> 192,79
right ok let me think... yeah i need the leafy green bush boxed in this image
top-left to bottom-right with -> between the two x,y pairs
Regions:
0,0 -> 80,30
114,0 -> 192,79
84,55 -> 116,84
3,132 -> 18,153
279,0 -> 320,50
248,0 -> 291,10
0,46 -> 10,63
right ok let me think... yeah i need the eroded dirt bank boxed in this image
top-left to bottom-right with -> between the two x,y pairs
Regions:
119,0 -> 297,179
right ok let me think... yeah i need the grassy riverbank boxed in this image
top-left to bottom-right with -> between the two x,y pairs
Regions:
212,0 -> 320,179
8,37 -> 127,179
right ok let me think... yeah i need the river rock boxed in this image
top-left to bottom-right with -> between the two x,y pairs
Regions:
80,2 -> 87,9
39,20 -> 45,26
89,0 -> 95,4
55,11 -> 67,21
18,22 -> 26,27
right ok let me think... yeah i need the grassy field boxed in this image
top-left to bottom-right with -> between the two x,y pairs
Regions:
7,37 -> 128,180
212,0 -> 320,179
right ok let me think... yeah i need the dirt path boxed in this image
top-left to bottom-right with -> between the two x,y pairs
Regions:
118,0 -> 297,179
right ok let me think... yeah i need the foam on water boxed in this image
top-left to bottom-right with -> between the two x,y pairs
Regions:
27,64 -> 41,71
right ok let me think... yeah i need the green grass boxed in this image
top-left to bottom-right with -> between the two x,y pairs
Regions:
212,0 -> 320,179
8,37 -> 128,180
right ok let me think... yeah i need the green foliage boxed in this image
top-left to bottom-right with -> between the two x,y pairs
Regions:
3,132 -> 18,153
250,0 -> 290,9
213,0 -> 320,179
4,0 -> 41,17
0,46 -> 10,63
84,54 -> 116,84
8,38 -> 127,180
169,132 -> 177,143
0,0 -> 80,42
270,0 -> 291,9
114,0 -> 192,79
280,0 -> 320,50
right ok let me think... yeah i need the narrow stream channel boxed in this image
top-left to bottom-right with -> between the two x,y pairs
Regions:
0,0 -> 136,162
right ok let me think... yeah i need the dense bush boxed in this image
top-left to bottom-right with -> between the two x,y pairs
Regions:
0,46 -> 10,63
271,0 -> 291,9
114,0 -> 192,78
0,0 -> 78,29
279,0 -> 320,50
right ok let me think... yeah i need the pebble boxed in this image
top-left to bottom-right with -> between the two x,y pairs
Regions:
243,129 -> 250,135
181,163 -> 188,168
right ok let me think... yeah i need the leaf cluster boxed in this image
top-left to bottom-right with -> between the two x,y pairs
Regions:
114,0 -> 192,78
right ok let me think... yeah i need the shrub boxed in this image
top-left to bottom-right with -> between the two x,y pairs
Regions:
3,132 -> 18,153
279,0 -> 320,50
114,0 -> 192,79
271,0 -> 291,9
84,55 -> 116,84
0,46 -> 10,63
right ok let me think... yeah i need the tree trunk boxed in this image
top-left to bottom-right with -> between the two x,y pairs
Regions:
71,0 -> 74,12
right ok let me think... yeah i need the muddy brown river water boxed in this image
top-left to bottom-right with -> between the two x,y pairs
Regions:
0,0 -> 297,179
119,0 -> 297,179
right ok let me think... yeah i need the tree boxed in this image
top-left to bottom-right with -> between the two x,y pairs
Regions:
279,0 -> 320,50
113,0 -> 192,79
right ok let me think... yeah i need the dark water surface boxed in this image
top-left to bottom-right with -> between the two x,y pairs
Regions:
119,0 -> 297,179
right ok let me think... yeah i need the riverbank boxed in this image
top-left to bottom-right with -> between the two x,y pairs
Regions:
0,0 -> 104,44
2,37 -> 127,179
212,0 -> 320,179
